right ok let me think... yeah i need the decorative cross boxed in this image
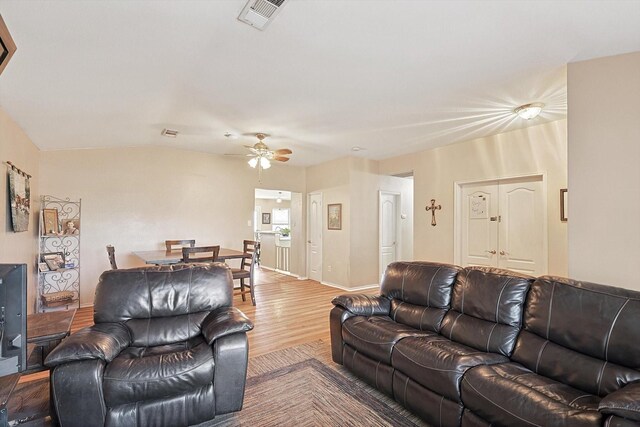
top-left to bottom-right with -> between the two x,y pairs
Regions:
425,199 -> 441,226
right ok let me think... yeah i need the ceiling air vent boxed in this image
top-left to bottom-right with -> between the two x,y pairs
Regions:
161,128 -> 179,138
238,0 -> 287,31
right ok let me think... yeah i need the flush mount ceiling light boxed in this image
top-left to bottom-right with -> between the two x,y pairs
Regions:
514,102 -> 545,120
276,191 -> 283,203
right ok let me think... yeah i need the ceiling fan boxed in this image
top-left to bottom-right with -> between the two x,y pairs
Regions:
242,133 -> 292,171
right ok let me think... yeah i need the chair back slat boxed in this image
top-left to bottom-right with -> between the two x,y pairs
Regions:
166,239 -> 196,252
182,245 -> 220,263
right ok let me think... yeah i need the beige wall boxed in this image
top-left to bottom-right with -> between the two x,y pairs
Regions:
39,147 -> 306,306
380,119 -> 568,276
568,52 -> 640,290
0,108 -> 40,313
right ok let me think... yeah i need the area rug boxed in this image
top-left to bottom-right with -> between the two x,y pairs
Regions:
206,340 -> 427,427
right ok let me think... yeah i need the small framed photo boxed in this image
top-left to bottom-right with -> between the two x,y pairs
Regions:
42,208 -> 60,235
38,262 -> 50,272
262,213 -> 271,224
42,252 -> 65,271
328,203 -> 342,230
61,218 -> 80,235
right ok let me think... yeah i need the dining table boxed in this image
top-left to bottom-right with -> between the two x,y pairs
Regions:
133,248 -> 249,265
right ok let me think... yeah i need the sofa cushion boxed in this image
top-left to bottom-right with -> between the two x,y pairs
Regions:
392,335 -> 508,402
381,262 -> 461,332
440,267 -> 533,356
512,277 -> 640,396
342,316 -> 433,364
103,336 -> 214,407
461,362 -> 602,427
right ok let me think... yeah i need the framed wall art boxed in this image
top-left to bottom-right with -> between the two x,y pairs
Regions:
261,212 -> 271,224
327,203 -> 342,230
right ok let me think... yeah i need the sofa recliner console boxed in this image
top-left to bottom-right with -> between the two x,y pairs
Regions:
330,262 -> 640,427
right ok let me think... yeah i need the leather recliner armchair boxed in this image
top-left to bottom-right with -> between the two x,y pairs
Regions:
45,264 -> 254,427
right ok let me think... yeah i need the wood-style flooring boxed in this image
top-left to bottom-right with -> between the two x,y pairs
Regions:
20,267 -> 362,381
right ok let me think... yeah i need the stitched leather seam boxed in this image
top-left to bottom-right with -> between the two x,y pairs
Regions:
486,323 -> 498,352
393,347 -> 466,373
605,299 -> 629,361
426,266 -> 442,308
602,404 -> 640,413
342,323 -> 402,345
401,264 -> 407,301
543,278 -> 640,301
439,395 -> 444,427
495,278 -> 512,324
568,394 -> 592,406
461,377 -> 543,427
449,312 -> 463,340
534,340 -> 549,374
375,361 -> 380,389
419,307 -> 429,331
403,376 -> 409,406
596,361 -> 607,397
145,271 -> 151,348
546,282 -> 556,340
393,301 -> 405,322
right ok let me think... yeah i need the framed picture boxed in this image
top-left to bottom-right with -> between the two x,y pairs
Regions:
38,262 -> 50,272
61,218 -> 80,235
0,15 -> 17,76
560,188 -> 568,222
42,252 -> 65,271
42,208 -> 60,235
262,213 -> 271,224
328,203 -> 342,230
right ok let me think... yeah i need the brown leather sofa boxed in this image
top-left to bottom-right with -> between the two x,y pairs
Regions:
330,261 -> 640,427
45,264 -> 254,427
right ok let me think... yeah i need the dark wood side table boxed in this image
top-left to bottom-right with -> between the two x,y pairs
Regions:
25,309 -> 77,374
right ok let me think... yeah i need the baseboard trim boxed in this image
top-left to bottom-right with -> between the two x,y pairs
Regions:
259,265 -> 302,279
320,281 -> 379,292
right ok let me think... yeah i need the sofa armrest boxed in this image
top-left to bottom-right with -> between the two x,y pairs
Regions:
599,382 -> 640,421
202,307 -> 254,345
331,294 -> 390,316
45,322 -> 131,367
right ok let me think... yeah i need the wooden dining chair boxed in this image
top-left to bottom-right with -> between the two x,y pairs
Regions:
231,240 -> 260,306
106,245 -> 118,270
181,246 -> 220,263
166,239 -> 196,253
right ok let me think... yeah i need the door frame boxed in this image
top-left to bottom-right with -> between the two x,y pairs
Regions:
453,173 -> 548,273
379,190 -> 401,280
307,192 -> 323,282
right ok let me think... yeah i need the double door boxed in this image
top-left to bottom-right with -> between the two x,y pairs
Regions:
460,176 -> 546,276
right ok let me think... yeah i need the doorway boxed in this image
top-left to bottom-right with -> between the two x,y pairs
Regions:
455,175 -> 547,276
379,191 -> 400,280
307,192 -> 322,282
379,173 -> 414,280
254,189 -> 303,276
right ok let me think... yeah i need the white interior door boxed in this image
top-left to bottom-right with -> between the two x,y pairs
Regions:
307,193 -> 322,282
461,183 -> 499,268
459,176 -> 546,275
498,178 -> 545,275
379,192 -> 400,279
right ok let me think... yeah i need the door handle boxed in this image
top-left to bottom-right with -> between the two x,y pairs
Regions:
500,250 -> 507,256
486,250 -> 496,255
307,240 -> 312,244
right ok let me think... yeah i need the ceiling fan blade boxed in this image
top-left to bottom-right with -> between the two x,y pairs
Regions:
224,153 -> 246,156
273,156 -> 290,162
274,148 -> 292,155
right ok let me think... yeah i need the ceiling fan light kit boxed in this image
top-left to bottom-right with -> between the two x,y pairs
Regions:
235,132 -> 292,180
514,102 -> 545,120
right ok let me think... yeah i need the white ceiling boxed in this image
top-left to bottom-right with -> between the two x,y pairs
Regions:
1,1 -> 639,166
255,189 -> 291,200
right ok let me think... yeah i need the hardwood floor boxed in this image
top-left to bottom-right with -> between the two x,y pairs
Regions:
22,267 -> 362,386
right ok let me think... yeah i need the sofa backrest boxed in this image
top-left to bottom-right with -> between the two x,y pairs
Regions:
440,267 -> 533,356
512,276 -> 640,396
94,264 -> 233,347
380,261 -> 461,333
